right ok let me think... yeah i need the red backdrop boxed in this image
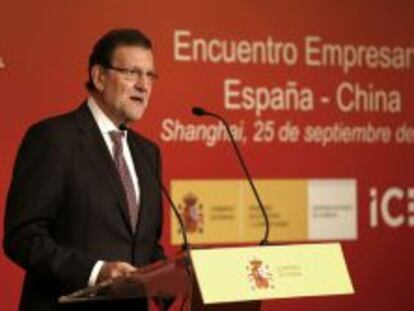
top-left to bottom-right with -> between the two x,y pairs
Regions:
1,1 -> 413,310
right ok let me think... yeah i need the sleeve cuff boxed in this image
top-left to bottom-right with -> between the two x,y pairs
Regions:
88,260 -> 105,287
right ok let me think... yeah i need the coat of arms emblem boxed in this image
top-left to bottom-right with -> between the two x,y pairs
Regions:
246,259 -> 274,290
178,193 -> 204,233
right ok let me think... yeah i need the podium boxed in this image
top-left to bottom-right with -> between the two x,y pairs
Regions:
59,243 -> 353,310
59,251 -> 259,310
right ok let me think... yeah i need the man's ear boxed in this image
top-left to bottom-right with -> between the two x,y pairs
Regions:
91,65 -> 106,92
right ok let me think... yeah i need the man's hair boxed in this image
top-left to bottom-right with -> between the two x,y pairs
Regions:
85,28 -> 152,91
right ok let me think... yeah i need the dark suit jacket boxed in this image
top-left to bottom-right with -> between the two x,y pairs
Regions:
3,103 -> 165,311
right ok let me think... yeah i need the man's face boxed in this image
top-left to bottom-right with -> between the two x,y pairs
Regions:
93,45 -> 156,125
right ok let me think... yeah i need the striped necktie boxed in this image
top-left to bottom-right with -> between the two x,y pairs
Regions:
109,130 -> 139,232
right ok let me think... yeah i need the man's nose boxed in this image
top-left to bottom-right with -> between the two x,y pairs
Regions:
133,75 -> 150,91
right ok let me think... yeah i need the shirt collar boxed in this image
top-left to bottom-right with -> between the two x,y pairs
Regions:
87,96 -> 125,136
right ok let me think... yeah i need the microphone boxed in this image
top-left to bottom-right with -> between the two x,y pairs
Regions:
123,125 -> 190,252
191,107 -> 207,116
192,106 -> 270,246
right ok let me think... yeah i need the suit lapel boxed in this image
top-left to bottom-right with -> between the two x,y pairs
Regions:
74,103 -> 133,233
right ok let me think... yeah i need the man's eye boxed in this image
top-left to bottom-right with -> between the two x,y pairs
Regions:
147,73 -> 158,80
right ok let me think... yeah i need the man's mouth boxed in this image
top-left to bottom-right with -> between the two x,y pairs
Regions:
130,96 -> 144,103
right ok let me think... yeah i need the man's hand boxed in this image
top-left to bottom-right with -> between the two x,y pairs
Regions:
97,261 -> 138,283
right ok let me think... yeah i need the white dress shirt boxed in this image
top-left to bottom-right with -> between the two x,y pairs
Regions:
86,97 -> 141,286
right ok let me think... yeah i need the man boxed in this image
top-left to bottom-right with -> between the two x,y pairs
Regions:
3,29 -> 166,311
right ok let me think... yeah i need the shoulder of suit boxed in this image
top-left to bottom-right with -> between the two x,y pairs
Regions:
24,108 -> 79,145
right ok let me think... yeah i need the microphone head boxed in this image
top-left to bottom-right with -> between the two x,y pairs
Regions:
119,123 -> 128,131
192,106 -> 207,116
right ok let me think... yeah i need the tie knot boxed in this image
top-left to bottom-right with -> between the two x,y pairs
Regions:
109,130 -> 125,145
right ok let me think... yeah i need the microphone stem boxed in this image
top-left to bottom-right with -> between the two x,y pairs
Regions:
121,124 -> 190,250
159,181 -> 190,251
136,140 -> 190,251
209,112 -> 270,245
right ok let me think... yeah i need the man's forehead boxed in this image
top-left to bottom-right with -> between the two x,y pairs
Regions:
111,45 -> 154,65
